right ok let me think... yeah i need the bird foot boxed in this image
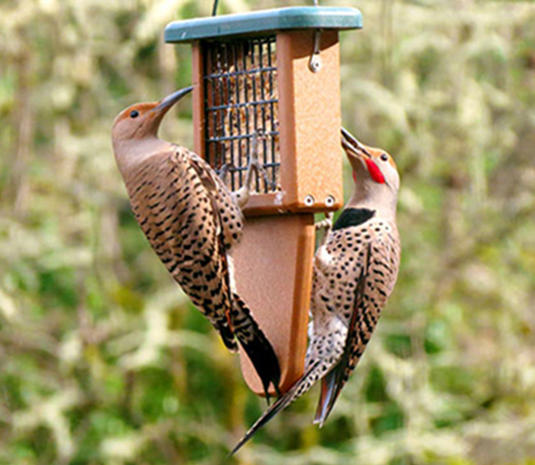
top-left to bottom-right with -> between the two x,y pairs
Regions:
315,212 -> 333,232
219,162 -> 236,185
315,212 -> 334,245
233,131 -> 271,209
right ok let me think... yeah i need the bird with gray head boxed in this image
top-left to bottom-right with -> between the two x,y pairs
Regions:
111,86 -> 281,399
231,127 -> 401,454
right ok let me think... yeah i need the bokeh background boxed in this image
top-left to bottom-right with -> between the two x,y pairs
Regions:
1,0 -> 535,464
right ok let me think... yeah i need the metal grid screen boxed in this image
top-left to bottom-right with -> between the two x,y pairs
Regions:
203,36 -> 280,193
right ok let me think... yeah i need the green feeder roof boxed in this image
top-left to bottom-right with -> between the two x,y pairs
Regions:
164,6 -> 362,43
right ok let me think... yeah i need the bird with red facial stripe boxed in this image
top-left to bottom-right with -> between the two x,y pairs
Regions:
231,127 -> 401,454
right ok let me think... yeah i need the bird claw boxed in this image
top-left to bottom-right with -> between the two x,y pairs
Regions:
219,163 -> 236,185
233,131 -> 271,208
247,131 -> 270,188
251,158 -> 270,188
315,212 -> 333,232
315,212 -> 334,246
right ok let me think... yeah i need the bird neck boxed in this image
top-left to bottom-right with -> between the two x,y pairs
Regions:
346,186 -> 397,221
113,136 -> 173,178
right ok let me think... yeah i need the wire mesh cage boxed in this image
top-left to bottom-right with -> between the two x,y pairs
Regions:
165,6 -> 362,395
203,36 -> 280,194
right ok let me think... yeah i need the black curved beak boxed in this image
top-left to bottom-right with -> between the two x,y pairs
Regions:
153,86 -> 193,112
341,127 -> 371,161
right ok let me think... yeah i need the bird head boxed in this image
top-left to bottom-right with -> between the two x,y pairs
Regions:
341,127 -> 400,191
112,86 -> 193,143
341,127 -> 400,216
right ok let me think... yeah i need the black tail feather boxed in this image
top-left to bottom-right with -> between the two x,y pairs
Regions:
313,363 -> 343,427
215,320 -> 238,352
231,363 -> 320,455
230,387 -> 295,455
230,293 -> 281,402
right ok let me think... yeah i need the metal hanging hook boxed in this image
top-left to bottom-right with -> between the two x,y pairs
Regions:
309,30 -> 322,73
309,0 -> 321,73
212,0 -> 220,16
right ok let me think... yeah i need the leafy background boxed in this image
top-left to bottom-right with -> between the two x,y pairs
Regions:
1,0 -> 535,464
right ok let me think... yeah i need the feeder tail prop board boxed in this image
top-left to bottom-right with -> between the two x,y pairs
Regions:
233,214 -> 314,394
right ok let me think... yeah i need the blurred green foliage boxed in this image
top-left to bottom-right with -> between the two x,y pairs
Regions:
1,0 -> 535,464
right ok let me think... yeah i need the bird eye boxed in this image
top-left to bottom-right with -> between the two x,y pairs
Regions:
130,110 -> 139,118
380,153 -> 388,162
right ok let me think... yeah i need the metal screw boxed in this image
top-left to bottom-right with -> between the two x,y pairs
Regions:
309,56 -> 322,73
304,195 -> 315,206
325,195 -> 335,207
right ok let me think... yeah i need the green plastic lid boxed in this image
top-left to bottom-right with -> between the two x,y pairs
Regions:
165,6 -> 362,43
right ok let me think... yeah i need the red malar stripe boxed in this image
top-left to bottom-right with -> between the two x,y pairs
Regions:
365,159 -> 385,184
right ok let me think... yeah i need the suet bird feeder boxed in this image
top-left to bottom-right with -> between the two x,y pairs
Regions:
165,6 -> 362,394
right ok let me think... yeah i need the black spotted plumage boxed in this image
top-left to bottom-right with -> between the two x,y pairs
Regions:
123,146 -> 279,396
309,218 -> 399,388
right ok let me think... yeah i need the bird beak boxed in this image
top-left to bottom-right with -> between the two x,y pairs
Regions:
341,127 -> 386,184
340,127 -> 372,162
153,86 -> 193,113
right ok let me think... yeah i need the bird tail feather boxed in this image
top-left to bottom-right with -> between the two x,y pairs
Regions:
315,244 -> 372,426
230,292 -> 281,401
313,363 -> 343,427
230,362 -> 321,455
214,319 -> 238,352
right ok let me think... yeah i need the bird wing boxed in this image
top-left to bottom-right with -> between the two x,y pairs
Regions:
314,229 -> 400,426
188,152 -> 280,398
126,148 -> 237,351
188,152 -> 244,250
313,243 -> 371,426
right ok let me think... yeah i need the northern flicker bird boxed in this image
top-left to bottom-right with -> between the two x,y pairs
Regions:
111,87 -> 280,398
231,127 -> 401,453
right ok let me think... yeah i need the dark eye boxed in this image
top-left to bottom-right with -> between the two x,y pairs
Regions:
380,153 -> 388,162
130,110 -> 139,118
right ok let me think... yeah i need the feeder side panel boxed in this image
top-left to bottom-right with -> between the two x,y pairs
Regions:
192,42 -> 205,157
277,30 -> 343,212
234,214 -> 314,394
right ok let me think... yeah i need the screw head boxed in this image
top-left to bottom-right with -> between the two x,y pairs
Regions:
304,195 -> 315,206
308,55 -> 322,73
